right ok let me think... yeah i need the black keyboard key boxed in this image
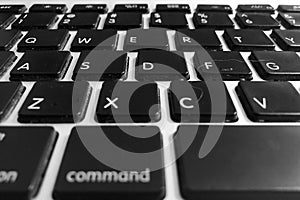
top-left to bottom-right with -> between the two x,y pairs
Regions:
196,5 -> 232,14
223,29 -> 275,51
193,12 -> 234,30
150,12 -> 188,29
71,29 -> 117,51
175,29 -> 222,50
10,51 -> 72,81
0,51 -> 16,76
0,13 -> 15,29
0,4 -> 26,14
156,4 -> 191,13
0,30 -> 22,51
96,82 -> 160,123
176,125 -> 300,200
72,4 -> 107,13
271,29 -> 300,51
12,13 -> 58,30
124,29 -> 169,50
237,4 -> 275,13
18,81 -> 91,123
29,4 -> 67,14
72,51 -> 127,81
235,13 -> 280,29
0,127 -> 57,200
136,49 -> 188,81
277,13 -> 300,29
114,4 -> 149,13
17,29 -> 70,51
278,5 -> 300,13
53,126 -> 165,200
58,13 -> 100,30
250,51 -> 300,80
236,81 -> 300,122
0,82 -> 24,121
194,51 -> 252,80
169,81 -> 237,122
104,12 -> 142,30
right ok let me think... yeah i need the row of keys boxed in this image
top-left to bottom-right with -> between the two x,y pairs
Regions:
1,28 -> 300,52
3,49 -> 300,81
3,125 -> 300,200
2,4 -> 300,14
1,10 -> 300,30
1,81 -> 300,123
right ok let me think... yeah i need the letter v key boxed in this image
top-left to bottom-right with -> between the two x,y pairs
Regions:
253,97 -> 267,109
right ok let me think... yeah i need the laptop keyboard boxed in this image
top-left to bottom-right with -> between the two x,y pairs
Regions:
1,2 -> 300,200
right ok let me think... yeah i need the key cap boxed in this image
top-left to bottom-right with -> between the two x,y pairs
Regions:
277,13 -> 300,29
150,12 -> 188,29
0,51 -> 16,76
175,29 -> 222,50
271,30 -> 300,51
169,81 -> 237,122
236,81 -> 300,122
53,126 -> 165,200
58,13 -> 100,30
194,51 -> 252,80
0,4 -> 26,14
278,5 -> 300,13
223,29 -> 275,51
0,127 -> 57,200
175,125 -> 300,200
193,13 -> 234,30
71,4 -> 107,13
0,13 -> 15,29
196,5 -> 233,14
71,29 -> 117,51
72,51 -> 127,81
18,81 -> 91,123
237,4 -> 275,14
12,13 -> 58,30
29,4 -> 67,14
235,13 -> 280,29
124,29 -> 169,50
250,51 -> 300,80
10,51 -> 71,81
156,4 -> 191,13
17,29 -> 70,51
104,12 -> 142,30
0,82 -> 24,121
96,82 -> 160,123
136,50 -> 188,81
0,30 -> 22,51
114,4 -> 149,13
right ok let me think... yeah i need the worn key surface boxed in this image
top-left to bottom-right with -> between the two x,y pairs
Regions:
17,29 -> 70,51
194,51 -> 252,80
176,125 -> 300,200
72,50 -> 127,81
96,81 -> 160,123
271,30 -> 300,51
250,51 -> 300,80
18,81 -> 92,123
236,81 -> 300,122
135,49 -> 188,81
53,126 -> 165,200
169,81 -> 237,122
71,29 -> 117,51
175,29 -> 222,50
10,51 -> 72,81
0,127 -> 57,200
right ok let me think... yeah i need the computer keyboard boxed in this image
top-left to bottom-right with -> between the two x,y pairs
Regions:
1,1 -> 300,200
